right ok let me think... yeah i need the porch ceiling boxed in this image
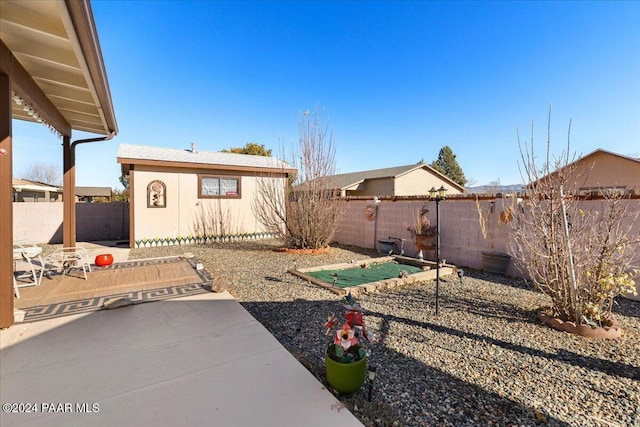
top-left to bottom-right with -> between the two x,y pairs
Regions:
0,0 -> 117,136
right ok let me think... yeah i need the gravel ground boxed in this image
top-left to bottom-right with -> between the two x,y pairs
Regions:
130,239 -> 640,427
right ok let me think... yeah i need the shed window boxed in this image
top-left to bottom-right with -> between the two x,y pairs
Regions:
199,175 -> 241,198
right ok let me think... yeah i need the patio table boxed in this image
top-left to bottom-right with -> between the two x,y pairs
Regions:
44,247 -> 92,280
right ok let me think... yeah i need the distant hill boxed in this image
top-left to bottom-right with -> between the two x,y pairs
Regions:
465,184 -> 524,194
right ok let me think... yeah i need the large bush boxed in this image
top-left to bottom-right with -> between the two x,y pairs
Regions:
253,107 -> 344,249
509,114 -> 638,326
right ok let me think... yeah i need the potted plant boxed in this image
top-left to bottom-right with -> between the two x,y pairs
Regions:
323,293 -> 374,394
406,207 -> 437,251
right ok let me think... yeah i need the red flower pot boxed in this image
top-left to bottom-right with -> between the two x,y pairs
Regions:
95,253 -> 114,267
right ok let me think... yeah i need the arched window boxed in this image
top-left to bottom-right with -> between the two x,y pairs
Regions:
147,180 -> 166,208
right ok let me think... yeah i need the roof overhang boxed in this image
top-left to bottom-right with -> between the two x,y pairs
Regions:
0,0 -> 117,136
117,157 -> 297,176
13,184 -> 61,192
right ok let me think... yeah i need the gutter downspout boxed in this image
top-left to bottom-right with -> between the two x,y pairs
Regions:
62,132 -> 116,248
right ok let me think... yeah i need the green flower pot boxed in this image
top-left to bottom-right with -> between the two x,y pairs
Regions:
325,351 -> 367,394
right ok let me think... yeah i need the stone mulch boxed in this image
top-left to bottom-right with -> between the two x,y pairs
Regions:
130,239 -> 640,427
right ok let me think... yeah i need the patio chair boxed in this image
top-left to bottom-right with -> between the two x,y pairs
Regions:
13,241 -> 45,298
44,247 -> 92,280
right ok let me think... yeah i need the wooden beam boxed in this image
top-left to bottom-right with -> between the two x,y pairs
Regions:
65,0 -> 118,135
129,168 -> 135,248
0,40 -> 71,137
0,73 -> 14,328
63,135 -> 76,248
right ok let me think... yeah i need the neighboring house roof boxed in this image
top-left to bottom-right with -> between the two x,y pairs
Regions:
579,148 -> 640,165
465,184 -> 525,194
117,144 -> 295,173
331,163 -> 466,193
530,148 -> 640,188
76,186 -> 112,197
12,178 -> 60,192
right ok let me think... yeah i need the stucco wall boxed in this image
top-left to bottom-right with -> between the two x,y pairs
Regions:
333,197 -> 640,277
13,202 -> 129,244
131,166 -> 286,244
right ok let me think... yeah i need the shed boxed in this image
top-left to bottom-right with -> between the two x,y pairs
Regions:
117,143 -> 296,248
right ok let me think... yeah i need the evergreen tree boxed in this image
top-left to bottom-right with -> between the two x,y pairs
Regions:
430,146 -> 467,186
119,174 -> 129,189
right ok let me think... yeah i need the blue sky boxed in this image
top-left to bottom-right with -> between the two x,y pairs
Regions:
11,1 -> 640,189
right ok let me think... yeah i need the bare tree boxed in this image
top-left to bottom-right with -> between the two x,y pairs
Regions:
192,199 -> 241,238
508,109 -> 639,327
21,162 -> 61,186
252,107 -> 344,249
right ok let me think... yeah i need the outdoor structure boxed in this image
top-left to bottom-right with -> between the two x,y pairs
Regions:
1,0 -> 118,328
76,186 -> 112,202
117,143 -> 295,248
328,163 -> 465,197
535,148 -> 640,195
12,178 -> 62,202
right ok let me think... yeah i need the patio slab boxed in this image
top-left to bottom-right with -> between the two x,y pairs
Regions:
1,292 -> 363,427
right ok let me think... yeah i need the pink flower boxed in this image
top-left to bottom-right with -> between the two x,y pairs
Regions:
324,315 -> 337,335
334,323 -> 358,350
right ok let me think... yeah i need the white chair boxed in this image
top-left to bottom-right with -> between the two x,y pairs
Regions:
13,242 -> 44,298
44,247 -> 92,280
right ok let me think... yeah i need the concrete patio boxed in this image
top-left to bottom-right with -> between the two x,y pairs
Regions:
2,244 -> 363,427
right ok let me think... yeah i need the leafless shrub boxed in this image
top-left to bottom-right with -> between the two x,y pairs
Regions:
22,162 -> 61,186
252,107 -> 344,249
192,199 -> 240,238
508,109 -> 639,326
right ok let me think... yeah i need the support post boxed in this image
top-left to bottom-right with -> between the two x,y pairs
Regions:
435,198 -> 441,316
429,186 -> 447,316
128,169 -> 135,248
0,73 -> 14,328
62,135 -> 76,248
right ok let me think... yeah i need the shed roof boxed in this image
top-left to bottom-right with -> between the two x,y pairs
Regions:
117,144 -> 295,174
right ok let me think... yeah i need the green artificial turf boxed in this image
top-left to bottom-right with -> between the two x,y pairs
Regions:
306,261 -> 423,288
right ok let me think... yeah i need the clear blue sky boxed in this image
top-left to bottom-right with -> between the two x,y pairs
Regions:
11,0 -> 640,189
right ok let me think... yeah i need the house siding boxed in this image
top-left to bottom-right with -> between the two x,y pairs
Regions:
132,166 -> 285,244
395,169 -> 464,196
574,151 -> 640,192
342,168 -> 465,197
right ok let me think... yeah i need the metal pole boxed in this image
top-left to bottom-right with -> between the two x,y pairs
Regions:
435,198 -> 440,315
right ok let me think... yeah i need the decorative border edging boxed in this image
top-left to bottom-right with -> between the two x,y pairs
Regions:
273,246 -> 331,255
291,256 -> 455,296
134,232 -> 277,248
537,310 -> 622,339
